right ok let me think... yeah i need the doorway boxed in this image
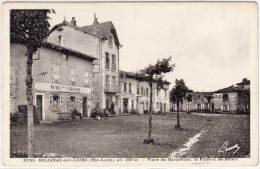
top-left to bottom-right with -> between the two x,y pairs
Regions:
83,97 -> 87,117
123,98 -> 128,113
35,93 -> 44,121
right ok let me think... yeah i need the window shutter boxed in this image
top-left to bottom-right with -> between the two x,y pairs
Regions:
76,96 -> 79,108
70,68 -> 75,82
56,65 -> 60,80
49,95 -> 53,108
60,96 -> 63,105
84,71 -> 89,84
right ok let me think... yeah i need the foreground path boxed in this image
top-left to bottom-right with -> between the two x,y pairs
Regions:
180,113 -> 250,158
169,130 -> 207,158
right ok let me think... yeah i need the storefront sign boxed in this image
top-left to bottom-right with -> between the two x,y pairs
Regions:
35,83 -> 91,94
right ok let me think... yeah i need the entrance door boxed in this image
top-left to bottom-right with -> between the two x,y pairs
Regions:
123,98 -> 128,113
36,95 -> 43,121
83,97 -> 87,117
106,98 -> 111,110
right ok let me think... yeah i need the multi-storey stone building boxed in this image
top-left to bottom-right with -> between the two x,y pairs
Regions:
48,15 -> 121,114
10,42 -> 96,121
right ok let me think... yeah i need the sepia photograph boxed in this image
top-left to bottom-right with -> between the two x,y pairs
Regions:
1,1 -> 259,167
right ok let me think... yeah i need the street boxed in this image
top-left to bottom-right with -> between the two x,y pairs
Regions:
10,112 -> 250,158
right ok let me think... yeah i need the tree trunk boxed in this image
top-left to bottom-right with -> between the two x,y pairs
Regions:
148,82 -> 153,141
177,102 -> 180,125
25,48 -> 34,157
175,101 -> 181,130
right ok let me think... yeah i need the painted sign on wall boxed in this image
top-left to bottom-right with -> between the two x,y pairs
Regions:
35,83 -> 91,94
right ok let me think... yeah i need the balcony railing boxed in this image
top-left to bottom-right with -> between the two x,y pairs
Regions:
104,84 -> 120,93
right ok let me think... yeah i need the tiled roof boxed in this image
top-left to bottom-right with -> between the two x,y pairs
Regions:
119,70 -> 170,85
81,21 -> 120,47
49,20 -> 121,47
12,39 -> 96,61
48,21 -> 102,38
236,79 -> 250,85
214,85 -> 239,93
43,42 -> 96,61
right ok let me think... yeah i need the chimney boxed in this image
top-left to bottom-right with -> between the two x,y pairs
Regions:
93,13 -> 99,25
71,17 -> 76,26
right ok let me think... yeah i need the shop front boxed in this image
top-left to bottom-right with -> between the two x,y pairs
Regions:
35,82 -> 92,121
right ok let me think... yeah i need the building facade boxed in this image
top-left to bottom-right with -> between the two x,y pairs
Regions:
48,15 -> 121,114
119,71 -> 170,114
10,42 -> 96,121
181,92 -> 212,112
10,15 -> 172,122
181,79 -> 250,113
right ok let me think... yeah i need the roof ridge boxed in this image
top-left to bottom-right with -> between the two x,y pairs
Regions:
48,21 -> 102,38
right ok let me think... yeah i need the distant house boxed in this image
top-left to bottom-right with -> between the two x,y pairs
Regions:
119,71 -> 170,114
213,85 -> 239,112
236,78 -> 250,113
182,92 -> 213,112
182,78 -> 250,113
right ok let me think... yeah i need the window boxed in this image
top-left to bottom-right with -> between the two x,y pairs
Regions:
124,82 -> 127,92
106,75 -> 110,85
112,54 -> 116,71
157,88 -> 160,96
33,50 -> 40,60
58,35 -> 64,46
108,35 -> 113,46
67,96 -> 76,110
51,65 -> 60,81
129,83 -> 132,93
131,100 -> 134,110
137,83 -> 140,94
70,67 -> 76,83
141,87 -> 144,96
105,52 -> 110,69
52,95 -> 60,109
223,94 -> 229,101
112,76 -> 116,85
146,88 -> 149,97
83,71 -> 89,84
157,102 -> 160,109
62,54 -> 68,60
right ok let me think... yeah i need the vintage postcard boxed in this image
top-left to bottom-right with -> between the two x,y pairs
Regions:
1,1 -> 259,167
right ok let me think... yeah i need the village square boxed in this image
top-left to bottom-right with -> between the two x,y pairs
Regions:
9,6 -> 252,159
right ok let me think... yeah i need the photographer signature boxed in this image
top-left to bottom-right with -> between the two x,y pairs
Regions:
218,141 -> 240,154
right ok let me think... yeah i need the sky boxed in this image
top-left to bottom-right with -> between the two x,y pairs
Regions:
48,2 -> 257,92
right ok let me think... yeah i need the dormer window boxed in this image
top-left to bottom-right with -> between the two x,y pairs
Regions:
58,35 -> 64,46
